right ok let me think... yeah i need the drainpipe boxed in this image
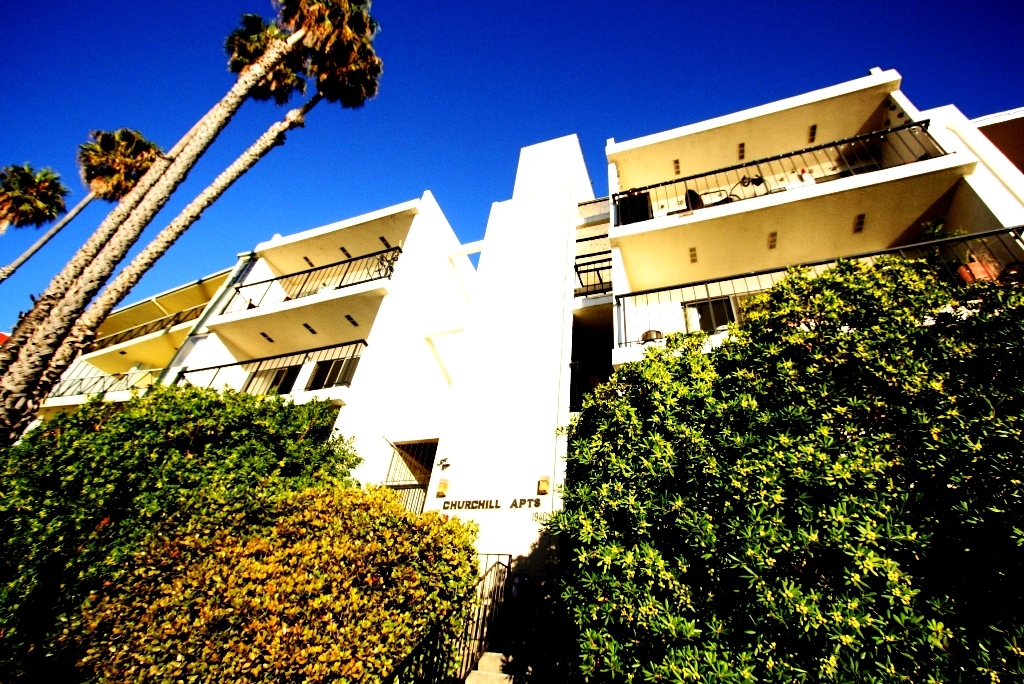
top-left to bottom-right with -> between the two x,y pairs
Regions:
156,252 -> 256,386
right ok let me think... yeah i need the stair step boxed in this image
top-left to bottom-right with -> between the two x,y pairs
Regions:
466,672 -> 513,684
476,652 -> 508,673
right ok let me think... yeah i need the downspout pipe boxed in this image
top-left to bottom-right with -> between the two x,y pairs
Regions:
155,251 -> 256,386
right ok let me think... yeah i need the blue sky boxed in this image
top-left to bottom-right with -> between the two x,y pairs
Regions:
2,0 -> 1022,330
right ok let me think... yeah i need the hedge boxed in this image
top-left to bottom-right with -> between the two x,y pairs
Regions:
0,385 -> 357,680
553,258 -> 1024,682
70,485 -> 478,683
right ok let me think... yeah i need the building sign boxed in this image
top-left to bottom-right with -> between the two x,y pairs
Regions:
441,497 -> 543,511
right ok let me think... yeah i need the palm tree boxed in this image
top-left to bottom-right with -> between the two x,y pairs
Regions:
0,1 -> 374,443
35,9 -> 382,414
0,164 -> 68,237
0,130 -> 160,285
0,7 -> 314,402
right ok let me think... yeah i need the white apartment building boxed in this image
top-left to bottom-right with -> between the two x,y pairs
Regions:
40,68 -> 1024,560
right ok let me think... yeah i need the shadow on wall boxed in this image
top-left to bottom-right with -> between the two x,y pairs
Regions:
486,530 -> 581,683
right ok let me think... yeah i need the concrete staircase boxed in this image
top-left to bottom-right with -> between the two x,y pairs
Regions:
465,652 -> 514,683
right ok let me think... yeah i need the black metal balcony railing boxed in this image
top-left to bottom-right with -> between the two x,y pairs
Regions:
221,247 -> 401,315
617,227 -> 1024,347
575,249 -> 613,296
176,340 -> 366,395
613,121 -> 946,226
48,368 -> 161,399
86,303 -> 207,353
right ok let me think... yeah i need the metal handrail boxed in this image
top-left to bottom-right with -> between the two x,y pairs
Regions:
48,368 -> 162,399
612,120 -> 945,226
575,249 -> 613,296
176,340 -> 367,395
222,247 -> 402,314
615,226 -> 1024,347
380,554 -> 513,683
615,227 -> 1023,301
87,303 -> 207,353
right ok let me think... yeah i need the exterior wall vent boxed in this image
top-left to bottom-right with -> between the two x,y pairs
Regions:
345,314 -> 359,327
379,236 -> 392,249
808,125 -> 817,144
340,246 -> 351,258
303,256 -> 314,268
673,159 -> 680,175
303,323 -> 317,334
768,231 -> 778,249
689,247 -> 698,263
738,142 -> 745,161
260,332 -> 275,343
854,214 -> 866,233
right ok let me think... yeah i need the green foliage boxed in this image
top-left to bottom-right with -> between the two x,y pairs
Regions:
77,129 -> 162,201
0,385 -> 357,679
553,258 -> 1024,682
0,163 -> 68,231
225,14 -> 308,105
70,485 -> 477,683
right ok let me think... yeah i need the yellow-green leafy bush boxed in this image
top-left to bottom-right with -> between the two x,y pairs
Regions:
554,259 -> 1024,682
0,385 -> 356,680
73,486 -> 477,683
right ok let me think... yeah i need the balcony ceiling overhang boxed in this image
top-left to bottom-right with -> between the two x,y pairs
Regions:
611,154 -> 977,293
206,284 -> 387,358
255,200 -> 419,277
95,270 -> 228,337
608,71 -> 903,190
82,323 -> 193,375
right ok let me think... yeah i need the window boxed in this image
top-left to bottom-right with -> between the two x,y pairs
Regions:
306,357 -> 360,391
242,364 -> 301,395
683,297 -> 735,334
384,440 -> 439,514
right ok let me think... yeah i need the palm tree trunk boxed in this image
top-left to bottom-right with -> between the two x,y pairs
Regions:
0,30 -> 307,443
38,97 -> 323,397
0,28 -> 307,384
0,124 -> 199,380
0,192 -> 96,285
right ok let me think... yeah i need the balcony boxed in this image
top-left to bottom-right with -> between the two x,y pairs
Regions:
613,121 -> 945,227
87,303 -> 206,353
616,227 -> 1024,349
175,340 -> 366,397
575,231 -> 612,297
222,247 -> 401,315
48,367 -> 160,399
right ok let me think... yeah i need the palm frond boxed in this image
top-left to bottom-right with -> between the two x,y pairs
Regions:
0,164 -> 69,230
276,0 -> 381,107
225,14 -> 307,105
78,129 -> 162,201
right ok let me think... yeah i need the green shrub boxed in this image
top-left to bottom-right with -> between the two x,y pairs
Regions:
70,486 -> 478,683
0,385 -> 357,679
553,258 -> 1024,682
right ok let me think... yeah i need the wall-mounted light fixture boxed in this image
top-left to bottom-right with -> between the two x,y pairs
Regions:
537,476 -> 550,496
436,479 -> 449,498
